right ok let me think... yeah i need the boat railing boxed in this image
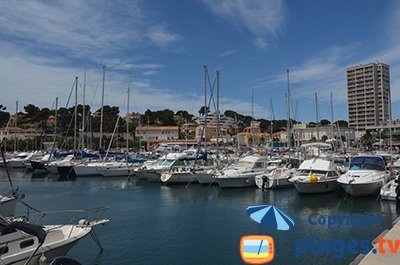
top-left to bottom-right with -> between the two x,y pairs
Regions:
15,206 -> 109,227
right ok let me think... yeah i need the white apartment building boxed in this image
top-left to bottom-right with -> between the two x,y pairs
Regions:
347,62 -> 391,130
193,113 -> 235,129
135,126 -> 179,141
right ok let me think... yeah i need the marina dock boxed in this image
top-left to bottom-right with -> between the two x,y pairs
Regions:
351,217 -> 400,265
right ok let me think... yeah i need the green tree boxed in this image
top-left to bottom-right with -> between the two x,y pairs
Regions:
320,119 -> 331,126
198,106 -> 210,116
361,131 -> 373,146
0,104 -> 9,127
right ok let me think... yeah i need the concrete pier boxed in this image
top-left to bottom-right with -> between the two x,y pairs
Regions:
350,217 -> 400,265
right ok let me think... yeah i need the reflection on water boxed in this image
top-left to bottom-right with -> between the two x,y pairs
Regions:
1,169 -> 399,265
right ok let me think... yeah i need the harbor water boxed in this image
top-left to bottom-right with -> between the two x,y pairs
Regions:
5,169 -> 399,265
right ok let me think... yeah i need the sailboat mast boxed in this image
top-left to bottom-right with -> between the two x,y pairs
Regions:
126,82 -> 130,154
82,68 -> 86,149
74,76 -> 78,153
100,65 -> 105,149
330,92 -> 334,143
14,100 -> 18,152
216,70 -> 220,160
286,70 -> 291,149
270,98 -> 274,148
203,65 -> 207,151
315,92 -> 320,141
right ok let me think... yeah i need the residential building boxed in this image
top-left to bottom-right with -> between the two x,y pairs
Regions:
347,62 -> 391,131
193,113 -> 235,129
135,126 -> 179,141
195,125 -> 227,142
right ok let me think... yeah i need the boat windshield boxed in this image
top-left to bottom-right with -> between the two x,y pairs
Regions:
349,157 -> 386,171
162,159 -> 175,166
234,161 -> 255,169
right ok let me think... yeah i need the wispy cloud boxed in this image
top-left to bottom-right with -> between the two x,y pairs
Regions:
218,49 -> 237,58
202,0 -> 286,49
0,0 -> 181,64
146,24 -> 182,48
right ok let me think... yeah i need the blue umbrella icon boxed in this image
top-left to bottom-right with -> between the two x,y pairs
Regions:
246,205 -> 295,231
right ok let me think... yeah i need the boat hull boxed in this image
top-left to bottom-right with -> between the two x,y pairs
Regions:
216,176 -> 255,188
196,173 -> 215,184
160,172 -> 196,184
292,180 -> 339,194
256,175 -> 293,189
340,180 -> 386,197
57,166 -> 77,181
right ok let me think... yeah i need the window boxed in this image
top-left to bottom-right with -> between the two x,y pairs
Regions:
20,239 -> 34,249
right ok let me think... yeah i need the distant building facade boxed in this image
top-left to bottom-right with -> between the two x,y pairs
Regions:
135,126 -> 179,141
347,62 -> 391,130
193,113 -> 235,129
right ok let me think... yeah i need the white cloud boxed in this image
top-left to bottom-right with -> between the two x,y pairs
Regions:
146,24 -> 182,48
218,49 -> 237,58
202,0 -> 286,48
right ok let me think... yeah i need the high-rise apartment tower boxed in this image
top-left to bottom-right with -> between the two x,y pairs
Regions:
347,62 -> 391,130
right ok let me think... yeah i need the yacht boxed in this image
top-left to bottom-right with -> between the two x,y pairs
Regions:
0,215 -> 108,265
288,158 -> 341,194
337,155 -> 393,197
214,155 -> 268,188
255,157 -> 301,189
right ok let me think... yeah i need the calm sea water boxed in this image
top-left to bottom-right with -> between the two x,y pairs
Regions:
3,169 -> 399,265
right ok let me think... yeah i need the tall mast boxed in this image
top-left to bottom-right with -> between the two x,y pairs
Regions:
330,92 -> 334,142
251,87 -> 254,147
203,65 -> 207,150
126,82 -> 130,154
14,100 -> 18,152
216,70 -> 220,160
270,98 -> 274,147
315,91 -> 320,141
100,65 -> 105,149
82,68 -> 86,149
55,97 -> 58,134
74,76 -> 78,153
286,70 -> 291,149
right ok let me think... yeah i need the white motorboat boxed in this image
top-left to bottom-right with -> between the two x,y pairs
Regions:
337,155 -> 393,197
255,167 -> 296,189
138,153 -> 187,182
0,215 -> 108,265
380,177 -> 400,201
215,155 -> 268,188
289,158 -> 341,194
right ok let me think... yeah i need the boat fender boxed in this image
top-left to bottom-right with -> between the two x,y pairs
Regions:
39,253 -> 48,265
309,174 -> 318,184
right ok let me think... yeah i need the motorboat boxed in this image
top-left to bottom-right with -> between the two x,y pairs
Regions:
214,155 -> 268,188
288,158 -> 341,194
137,153 -> 187,182
0,212 -> 108,265
255,157 -> 301,189
337,155 -> 393,197
255,167 -> 296,189
380,176 -> 400,201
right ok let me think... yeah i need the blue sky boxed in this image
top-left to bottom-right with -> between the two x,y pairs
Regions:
1,0 -> 400,123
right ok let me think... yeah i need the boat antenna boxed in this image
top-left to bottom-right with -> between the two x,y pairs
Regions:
0,139 -> 15,193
